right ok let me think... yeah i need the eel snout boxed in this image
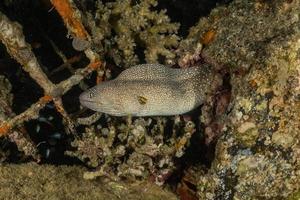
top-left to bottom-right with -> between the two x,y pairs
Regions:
79,90 -> 96,109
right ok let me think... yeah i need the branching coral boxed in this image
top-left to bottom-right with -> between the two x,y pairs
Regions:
67,116 -> 196,183
0,1 -> 102,156
0,75 -> 40,160
84,0 -> 180,67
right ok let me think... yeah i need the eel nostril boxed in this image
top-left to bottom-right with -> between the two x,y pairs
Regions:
89,92 -> 94,98
88,88 -> 97,98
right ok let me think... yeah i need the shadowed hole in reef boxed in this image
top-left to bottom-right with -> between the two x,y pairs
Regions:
24,104 -> 83,165
167,70 -> 232,191
166,106 -> 211,188
157,0 -> 233,37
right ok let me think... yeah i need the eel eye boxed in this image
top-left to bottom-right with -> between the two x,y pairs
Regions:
137,95 -> 147,105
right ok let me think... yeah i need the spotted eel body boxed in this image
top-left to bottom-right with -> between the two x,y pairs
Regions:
79,64 -> 217,116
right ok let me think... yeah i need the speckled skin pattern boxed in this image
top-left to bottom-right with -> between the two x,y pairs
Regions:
80,64 -> 214,116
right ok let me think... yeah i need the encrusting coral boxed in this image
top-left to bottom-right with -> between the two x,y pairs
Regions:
176,0 -> 300,199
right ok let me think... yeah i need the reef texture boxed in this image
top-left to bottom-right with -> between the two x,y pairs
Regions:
83,0 -> 179,67
179,0 -> 300,199
0,162 -> 178,200
0,75 -> 13,161
0,75 -> 39,161
0,75 -> 13,125
68,116 -> 196,185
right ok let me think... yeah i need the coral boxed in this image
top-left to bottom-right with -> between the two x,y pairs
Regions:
0,75 -> 13,122
0,75 -> 40,160
0,0 -> 202,188
67,116 -> 196,183
0,0 -> 209,198
84,0 -> 179,67
0,4 -> 102,136
178,0 -> 300,199
0,75 -> 13,161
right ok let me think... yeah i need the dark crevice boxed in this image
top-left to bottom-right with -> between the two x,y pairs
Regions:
157,0 -> 233,37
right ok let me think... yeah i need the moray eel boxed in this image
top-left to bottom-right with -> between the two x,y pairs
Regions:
79,64 -> 218,116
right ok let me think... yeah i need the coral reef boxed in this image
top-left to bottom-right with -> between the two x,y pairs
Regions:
83,0 -> 180,67
178,0 -> 300,199
68,116 -> 196,185
0,75 -> 13,123
0,75 -> 13,161
64,0 -> 203,185
0,75 -> 39,160
1,0 -> 299,199
0,0 -> 193,191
